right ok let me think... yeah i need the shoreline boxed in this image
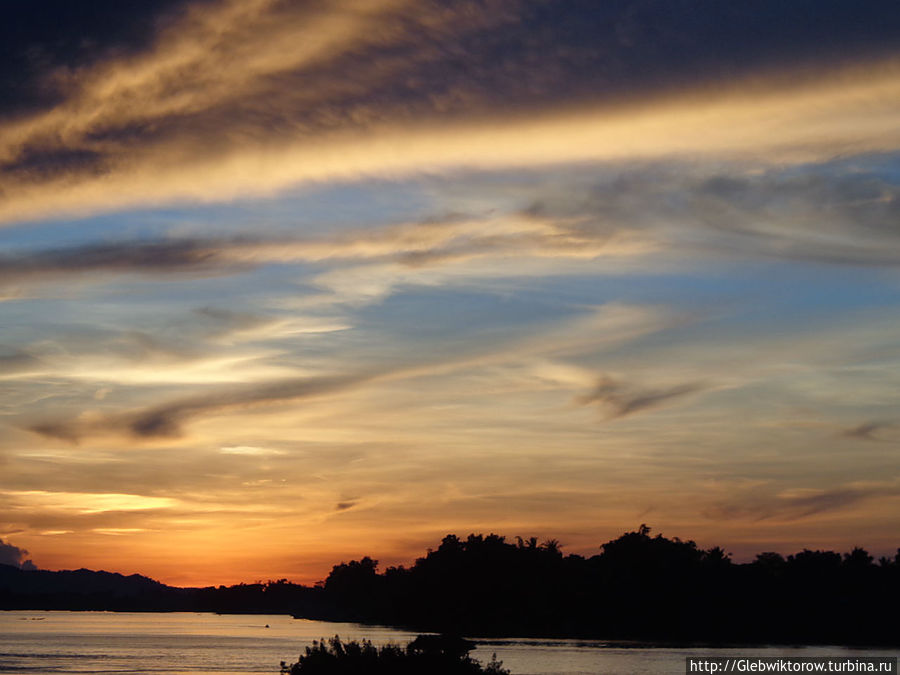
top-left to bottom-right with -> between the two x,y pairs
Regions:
4,610 -> 897,650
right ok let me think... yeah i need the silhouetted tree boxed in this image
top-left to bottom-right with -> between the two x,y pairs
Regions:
296,527 -> 899,645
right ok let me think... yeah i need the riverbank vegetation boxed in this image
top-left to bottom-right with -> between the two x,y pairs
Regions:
310,525 -> 899,645
2,526 -> 898,645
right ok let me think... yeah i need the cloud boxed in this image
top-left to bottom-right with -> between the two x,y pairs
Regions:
0,350 -> 43,377
841,421 -> 896,441
6,1 -> 900,137
6,59 -> 900,226
577,375 -> 706,419
707,482 -> 900,521
0,324 -> 264,386
4,165 -> 900,309
517,164 -> 900,268
675,171 -> 900,266
0,213 -> 652,295
2,0 -> 900,224
0,239 -> 252,287
0,0 -> 190,117
24,302 -> 673,442
29,372 -> 381,441
4,490 -> 179,515
192,307 -> 271,334
6,160 -> 899,316
6,0 -> 899,137
0,538 -> 37,569
219,445 -> 281,456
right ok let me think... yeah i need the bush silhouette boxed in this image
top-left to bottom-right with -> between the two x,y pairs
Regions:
280,635 -> 510,675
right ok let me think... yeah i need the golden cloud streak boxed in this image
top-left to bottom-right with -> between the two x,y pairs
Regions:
5,490 -> 179,514
0,0 -> 411,164
3,58 -> 900,225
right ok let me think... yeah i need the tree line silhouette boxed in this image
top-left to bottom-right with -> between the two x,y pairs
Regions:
2,526 -> 898,645
310,526 -> 900,644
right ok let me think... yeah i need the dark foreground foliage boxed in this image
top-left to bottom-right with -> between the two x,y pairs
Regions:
280,635 -> 509,675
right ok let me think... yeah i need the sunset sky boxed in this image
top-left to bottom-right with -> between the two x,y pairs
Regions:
2,0 -> 900,587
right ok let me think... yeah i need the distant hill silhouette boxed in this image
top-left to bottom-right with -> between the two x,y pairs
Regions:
2,526 -> 898,645
0,563 -> 320,613
0,564 -> 183,610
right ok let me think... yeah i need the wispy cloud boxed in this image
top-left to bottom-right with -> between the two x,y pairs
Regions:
707,481 -> 900,522
24,302 -> 674,442
6,163 -> 900,310
0,350 -> 44,377
2,0 -> 900,224
502,166 -> 900,268
3,490 -> 180,515
0,239 -> 251,283
6,60 -> 900,225
29,371 -> 380,441
0,213 -> 652,296
840,421 -> 896,442
576,375 -> 706,419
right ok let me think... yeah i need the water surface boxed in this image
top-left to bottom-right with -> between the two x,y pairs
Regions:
0,611 -> 894,674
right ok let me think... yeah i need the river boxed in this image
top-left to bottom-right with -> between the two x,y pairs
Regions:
0,611 -> 895,674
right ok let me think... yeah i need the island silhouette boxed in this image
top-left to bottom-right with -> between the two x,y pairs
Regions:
2,526 -> 897,646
